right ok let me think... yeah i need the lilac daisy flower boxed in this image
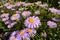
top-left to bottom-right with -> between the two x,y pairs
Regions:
49,7 -> 58,14
0,13 -> 9,22
24,16 -> 41,28
10,14 -> 20,20
47,21 -> 57,28
9,31 -> 22,40
16,30 -> 30,40
25,28 -> 36,37
0,13 -> 9,18
34,10 -> 40,14
7,22 -> 17,28
22,11 -> 31,17
17,30 -> 29,38
9,31 -> 21,40
6,5 -> 13,9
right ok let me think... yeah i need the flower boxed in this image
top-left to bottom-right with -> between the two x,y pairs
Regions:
22,11 -> 31,17
24,16 -> 41,28
9,31 -> 22,40
25,28 -> 36,37
34,10 -> 40,14
0,13 -> 9,22
0,13 -> 9,18
17,30 -> 29,38
7,5 -> 13,9
49,7 -> 60,15
7,22 -> 17,28
47,21 -> 57,28
49,7 -> 58,14
10,14 -> 20,20
16,30 -> 30,40
4,3 -> 15,9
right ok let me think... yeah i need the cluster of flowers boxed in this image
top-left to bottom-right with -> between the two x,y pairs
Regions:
0,11 -> 41,40
0,13 -> 17,28
9,28 -> 36,40
0,1 -> 48,10
3,1 -> 33,10
0,1 -> 60,40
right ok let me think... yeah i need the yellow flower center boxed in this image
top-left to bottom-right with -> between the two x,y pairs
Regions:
12,38 -> 16,40
27,29 -> 32,33
13,14 -> 17,18
29,18 -> 34,23
19,31 -> 24,35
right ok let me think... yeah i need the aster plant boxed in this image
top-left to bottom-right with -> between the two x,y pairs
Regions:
0,0 -> 60,40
